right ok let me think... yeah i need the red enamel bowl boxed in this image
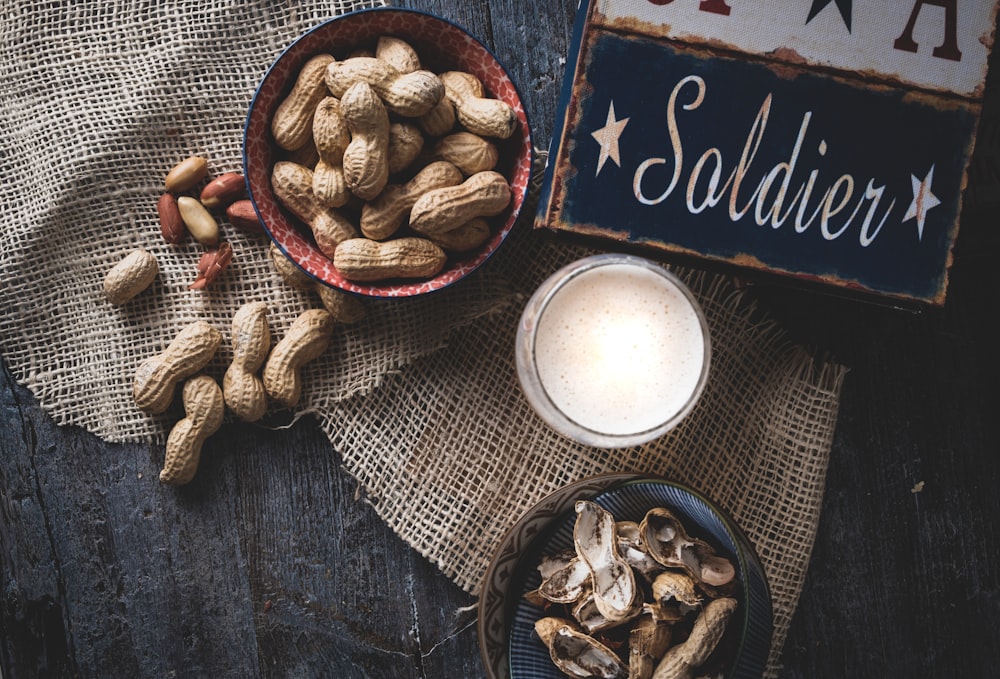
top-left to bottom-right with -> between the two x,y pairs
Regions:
243,7 -> 533,298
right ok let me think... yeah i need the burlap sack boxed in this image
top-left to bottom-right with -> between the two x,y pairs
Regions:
0,2 -> 847,675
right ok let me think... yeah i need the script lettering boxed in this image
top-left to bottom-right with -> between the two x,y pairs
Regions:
634,75 -> 704,206
755,111 -> 811,228
633,77 -> 903,248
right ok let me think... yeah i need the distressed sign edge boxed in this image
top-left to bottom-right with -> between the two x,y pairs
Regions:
535,0 -> 996,307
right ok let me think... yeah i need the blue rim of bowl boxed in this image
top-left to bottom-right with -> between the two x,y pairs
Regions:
242,6 -> 535,298
477,473 -> 648,679
591,479 -> 775,679
478,474 -> 773,679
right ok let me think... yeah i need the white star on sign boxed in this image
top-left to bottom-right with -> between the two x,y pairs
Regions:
902,165 -> 941,241
591,101 -> 629,176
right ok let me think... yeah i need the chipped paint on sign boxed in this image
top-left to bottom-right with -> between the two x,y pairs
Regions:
593,0 -> 997,97
536,0 -> 998,304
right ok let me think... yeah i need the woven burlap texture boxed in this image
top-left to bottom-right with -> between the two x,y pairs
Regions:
0,2 -> 847,676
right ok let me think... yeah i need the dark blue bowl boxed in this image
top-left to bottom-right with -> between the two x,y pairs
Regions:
478,474 -> 773,679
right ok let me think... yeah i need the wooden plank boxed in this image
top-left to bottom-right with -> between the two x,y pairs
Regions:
396,0 -> 577,145
751,198 -> 1000,676
1,361 -> 78,676
2,1 -> 1000,678
0,358 -> 483,677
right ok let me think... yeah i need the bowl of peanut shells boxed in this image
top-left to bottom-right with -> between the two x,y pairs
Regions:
478,474 -> 774,679
243,7 -> 533,297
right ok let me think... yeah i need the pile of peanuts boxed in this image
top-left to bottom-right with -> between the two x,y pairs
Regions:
102,155 -> 368,487
102,155 -> 256,305
156,157 -> 263,290
530,501 -> 739,679
268,35 -> 518,282
97,34 -> 518,484
131,303 -> 340,486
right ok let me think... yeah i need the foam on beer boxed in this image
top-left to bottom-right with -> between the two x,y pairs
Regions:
532,263 -> 706,437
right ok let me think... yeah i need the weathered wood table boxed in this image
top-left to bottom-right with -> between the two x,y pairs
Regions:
3,1 -> 999,677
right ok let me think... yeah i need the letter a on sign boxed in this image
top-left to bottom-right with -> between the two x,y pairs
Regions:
894,0 -> 962,61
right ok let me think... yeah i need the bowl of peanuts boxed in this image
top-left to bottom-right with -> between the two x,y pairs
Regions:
243,7 -> 533,298
478,474 -> 774,679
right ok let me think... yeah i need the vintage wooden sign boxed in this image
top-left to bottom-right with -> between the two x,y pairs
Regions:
536,0 -> 999,304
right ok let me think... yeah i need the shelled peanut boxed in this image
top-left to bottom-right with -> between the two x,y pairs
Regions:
268,36 -> 517,283
154,154 -> 256,290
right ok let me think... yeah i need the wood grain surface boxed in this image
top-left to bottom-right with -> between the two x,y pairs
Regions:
3,1 -> 999,677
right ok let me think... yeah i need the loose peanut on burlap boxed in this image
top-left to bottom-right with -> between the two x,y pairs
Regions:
160,374 -> 224,486
262,309 -> 335,408
133,321 -> 222,414
157,193 -> 186,243
223,301 -> 271,422
189,241 -> 233,290
199,172 -> 246,209
104,249 -> 159,305
177,196 -> 220,246
164,156 -> 208,193
226,199 -> 264,235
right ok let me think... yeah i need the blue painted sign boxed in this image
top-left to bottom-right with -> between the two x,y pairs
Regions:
537,0 -> 999,304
